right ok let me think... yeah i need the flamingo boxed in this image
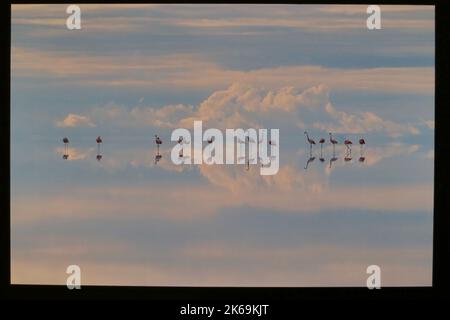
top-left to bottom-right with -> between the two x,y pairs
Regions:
329,133 -> 338,153
344,138 -> 353,152
177,136 -> 184,144
207,137 -> 214,144
319,138 -> 325,150
304,131 -> 316,150
155,134 -> 162,154
62,137 -> 69,159
359,137 -> 366,153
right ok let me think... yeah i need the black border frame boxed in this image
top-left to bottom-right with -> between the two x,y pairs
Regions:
1,0 -> 448,302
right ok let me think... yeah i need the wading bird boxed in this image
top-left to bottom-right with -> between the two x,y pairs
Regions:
329,133 -> 338,152
344,138 -> 353,152
62,137 -> 69,159
304,131 -> 316,150
155,135 -> 162,154
359,137 -> 366,153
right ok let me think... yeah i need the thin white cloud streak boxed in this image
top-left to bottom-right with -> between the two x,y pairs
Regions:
56,113 -> 96,128
11,242 -> 432,286
12,4 -> 433,33
12,47 -> 434,95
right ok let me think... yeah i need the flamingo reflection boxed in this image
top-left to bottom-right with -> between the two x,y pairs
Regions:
304,149 -> 316,170
344,148 -> 352,162
154,153 -> 162,164
329,155 -> 338,168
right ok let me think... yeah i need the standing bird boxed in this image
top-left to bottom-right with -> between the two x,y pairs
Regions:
62,137 -> 69,159
329,132 -> 338,153
207,136 -> 214,144
155,135 -> 162,154
344,138 -> 353,152
304,131 -> 316,150
359,137 -> 366,153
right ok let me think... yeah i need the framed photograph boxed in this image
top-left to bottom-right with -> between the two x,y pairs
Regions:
2,0 -> 448,305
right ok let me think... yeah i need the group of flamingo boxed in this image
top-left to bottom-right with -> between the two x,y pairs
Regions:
62,132 -> 366,170
61,136 -> 103,161
153,134 -> 217,164
303,131 -> 366,169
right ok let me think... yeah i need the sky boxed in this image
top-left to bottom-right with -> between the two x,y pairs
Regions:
11,4 -> 434,286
